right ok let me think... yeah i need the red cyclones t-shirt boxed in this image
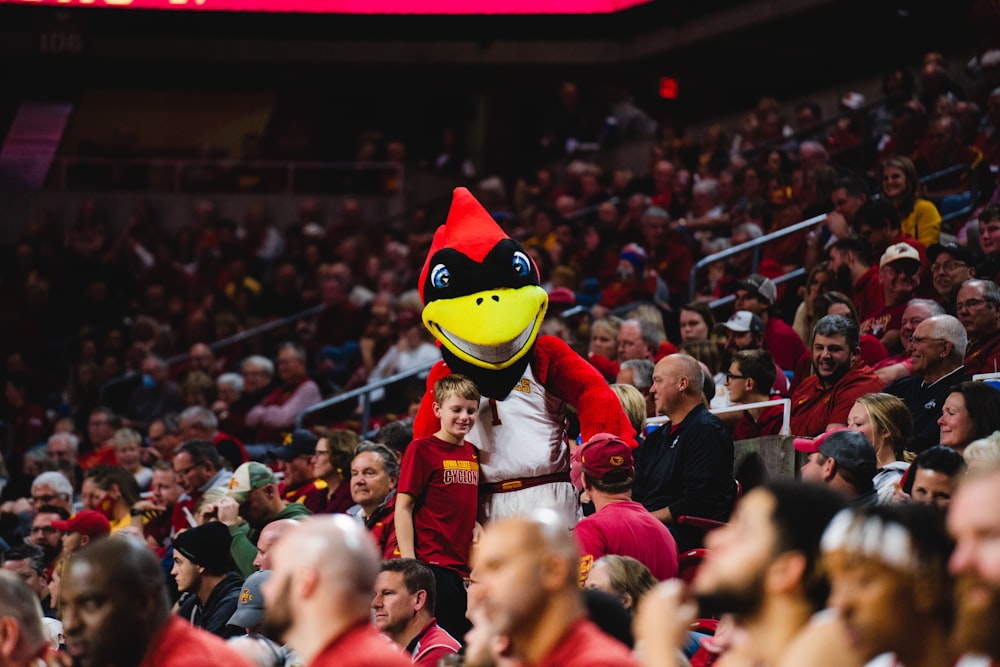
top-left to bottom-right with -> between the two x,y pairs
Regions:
398,434 -> 480,576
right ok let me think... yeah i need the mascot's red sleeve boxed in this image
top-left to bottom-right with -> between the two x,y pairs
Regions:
413,337 -> 637,449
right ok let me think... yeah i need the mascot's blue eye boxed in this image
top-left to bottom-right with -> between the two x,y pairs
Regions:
431,264 -> 451,289
512,252 -> 531,277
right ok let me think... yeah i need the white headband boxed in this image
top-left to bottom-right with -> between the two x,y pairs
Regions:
820,509 -> 921,573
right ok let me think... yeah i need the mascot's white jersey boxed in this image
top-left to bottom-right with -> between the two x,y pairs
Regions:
466,365 -> 580,526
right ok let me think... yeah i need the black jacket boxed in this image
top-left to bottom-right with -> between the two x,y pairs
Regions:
177,570 -> 244,638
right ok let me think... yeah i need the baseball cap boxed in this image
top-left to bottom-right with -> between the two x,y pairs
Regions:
271,429 -> 318,462
228,570 -> 271,630
927,242 -> 975,266
228,461 -> 276,503
840,92 -> 867,110
172,522 -> 233,575
794,429 -> 877,480
879,243 -> 921,268
579,433 -> 634,482
51,510 -> 111,539
714,311 -> 764,335
736,274 -> 777,305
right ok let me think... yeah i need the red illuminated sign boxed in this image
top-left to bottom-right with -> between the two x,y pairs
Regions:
659,77 -> 678,100
2,0 -> 651,13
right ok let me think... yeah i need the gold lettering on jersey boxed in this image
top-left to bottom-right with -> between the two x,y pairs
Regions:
513,378 -> 532,394
443,459 -> 480,485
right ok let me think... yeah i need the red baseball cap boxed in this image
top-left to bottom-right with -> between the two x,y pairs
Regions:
579,432 -> 634,481
51,510 -> 111,539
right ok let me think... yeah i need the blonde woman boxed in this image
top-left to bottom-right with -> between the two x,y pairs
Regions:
846,393 -> 912,503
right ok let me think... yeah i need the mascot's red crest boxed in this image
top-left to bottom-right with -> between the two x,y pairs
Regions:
419,187 -> 516,303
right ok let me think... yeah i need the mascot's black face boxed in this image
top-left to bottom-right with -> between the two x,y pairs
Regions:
421,238 -> 548,371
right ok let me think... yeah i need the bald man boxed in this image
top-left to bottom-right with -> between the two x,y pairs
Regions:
471,511 -> 636,666
252,518 -> 299,571
61,537 -> 252,667
0,571 -> 48,667
261,515 -> 410,666
632,354 -> 735,551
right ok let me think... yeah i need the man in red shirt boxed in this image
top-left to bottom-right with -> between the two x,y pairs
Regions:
791,315 -> 882,436
61,536 -> 254,667
828,238 -> 881,320
727,350 -> 784,440
949,466 -> 1000,664
958,278 -> 1000,375
261,515 -> 410,667
860,243 -> 923,354
472,511 -> 637,667
371,559 -> 461,667
573,433 -> 678,585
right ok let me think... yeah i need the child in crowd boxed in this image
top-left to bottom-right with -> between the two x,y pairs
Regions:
395,373 -> 481,640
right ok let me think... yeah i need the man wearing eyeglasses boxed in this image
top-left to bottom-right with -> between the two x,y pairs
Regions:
860,243 -> 923,354
26,506 -> 67,575
928,242 -> 976,314
887,314 -> 970,453
726,349 -> 783,440
957,278 -> 1000,375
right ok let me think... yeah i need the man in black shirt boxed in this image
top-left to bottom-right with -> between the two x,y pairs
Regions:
633,353 -> 735,551
887,314 -> 969,453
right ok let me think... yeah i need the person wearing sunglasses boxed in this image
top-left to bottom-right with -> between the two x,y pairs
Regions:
860,243 -> 923,355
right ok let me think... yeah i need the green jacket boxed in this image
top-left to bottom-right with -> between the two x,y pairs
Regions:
229,501 -> 313,576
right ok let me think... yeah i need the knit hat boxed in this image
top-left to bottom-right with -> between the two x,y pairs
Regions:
619,243 -> 648,277
172,522 -> 233,576
228,462 -> 276,504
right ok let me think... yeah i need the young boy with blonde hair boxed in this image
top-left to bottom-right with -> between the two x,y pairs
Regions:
395,374 -> 481,640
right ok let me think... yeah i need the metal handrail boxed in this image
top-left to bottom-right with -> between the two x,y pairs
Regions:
916,163 -> 978,228
295,359 -> 438,437
648,398 -> 792,436
53,157 -> 404,194
688,212 -> 828,301
163,303 -> 328,367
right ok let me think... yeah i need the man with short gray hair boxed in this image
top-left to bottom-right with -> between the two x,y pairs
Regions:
888,314 -> 971,452
349,442 -> 400,559
30,472 -> 73,515
616,359 -> 654,417
958,278 -> 1000,375
178,406 -> 248,470
0,570 -> 49,667
617,319 -> 659,362
790,315 -> 882,436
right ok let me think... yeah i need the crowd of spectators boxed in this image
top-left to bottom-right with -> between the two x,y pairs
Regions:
5,46 -> 1000,667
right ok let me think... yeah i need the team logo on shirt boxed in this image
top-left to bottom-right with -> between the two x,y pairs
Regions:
442,459 -> 480,485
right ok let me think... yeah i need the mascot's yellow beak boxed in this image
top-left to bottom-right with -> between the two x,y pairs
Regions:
423,285 -> 548,369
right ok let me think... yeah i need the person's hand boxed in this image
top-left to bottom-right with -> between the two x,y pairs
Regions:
132,499 -> 166,513
633,579 -> 697,664
140,448 -> 161,466
824,211 -> 850,239
213,496 -> 240,526
1,497 -> 33,515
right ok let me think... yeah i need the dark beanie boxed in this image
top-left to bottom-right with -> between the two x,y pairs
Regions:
173,522 -> 234,576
